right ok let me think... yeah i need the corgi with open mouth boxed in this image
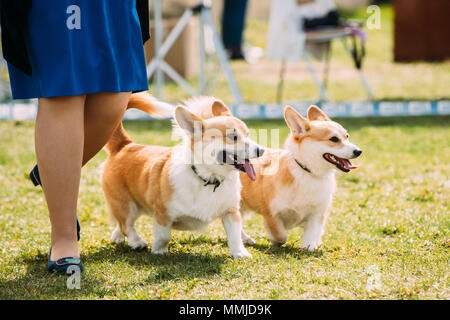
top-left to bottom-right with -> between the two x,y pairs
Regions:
240,105 -> 362,250
101,93 -> 265,258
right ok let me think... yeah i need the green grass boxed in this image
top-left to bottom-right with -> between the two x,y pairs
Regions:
160,5 -> 450,103
0,116 -> 449,299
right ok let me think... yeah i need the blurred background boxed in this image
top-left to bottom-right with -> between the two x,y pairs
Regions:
142,0 -> 450,105
1,0 -> 449,113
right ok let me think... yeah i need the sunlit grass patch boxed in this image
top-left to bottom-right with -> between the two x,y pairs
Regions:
0,115 -> 448,299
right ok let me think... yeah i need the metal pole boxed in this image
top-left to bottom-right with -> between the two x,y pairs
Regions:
276,60 -> 286,104
147,0 -> 242,104
341,39 -> 374,100
153,0 -> 164,100
161,62 -> 198,96
198,9 -> 206,94
147,8 -> 194,77
202,7 -> 243,104
303,51 -> 329,102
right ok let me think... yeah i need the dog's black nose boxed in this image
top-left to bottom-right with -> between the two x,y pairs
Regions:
256,148 -> 265,157
353,149 -> 362,157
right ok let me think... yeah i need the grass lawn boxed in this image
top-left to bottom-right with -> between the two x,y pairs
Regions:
0,116 -> 448,299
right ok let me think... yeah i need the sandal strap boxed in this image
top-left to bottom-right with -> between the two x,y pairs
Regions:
55,257 -> 81,266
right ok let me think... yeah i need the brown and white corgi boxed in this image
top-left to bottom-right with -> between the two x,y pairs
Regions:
101,93 -> 265,258
240,105 -> 362,250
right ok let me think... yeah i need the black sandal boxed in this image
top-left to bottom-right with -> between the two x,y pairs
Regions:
48,248 -> 83,274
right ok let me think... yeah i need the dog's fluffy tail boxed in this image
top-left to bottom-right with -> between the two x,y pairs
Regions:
127,92 -> 174,118
106,92 -> 174,155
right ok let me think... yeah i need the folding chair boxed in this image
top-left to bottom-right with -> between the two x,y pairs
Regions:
276,2 -> 374,102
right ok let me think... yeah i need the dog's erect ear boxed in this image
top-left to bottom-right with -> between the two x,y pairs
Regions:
284,106 -> 310,135
211,100 -> 232,117
175,106 -> 204,136
307,105 -> 330,121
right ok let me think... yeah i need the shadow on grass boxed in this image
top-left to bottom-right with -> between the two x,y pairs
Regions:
248,242 -> 325,260
83,242 -> 226,280
177,235 -> 325,260
0,236 -> 327,298
0,243 -> 226,299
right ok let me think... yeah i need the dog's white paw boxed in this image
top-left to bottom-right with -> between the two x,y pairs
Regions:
151,237 -> 170,255
111,229 -> 125,244
129,238 -> 149,250
242,235 -> 256,245
230,247 -> 252,259
151,246 -> 169,255
301,241 -> 320,251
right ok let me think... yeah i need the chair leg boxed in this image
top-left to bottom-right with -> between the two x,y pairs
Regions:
303,51 -> 329,102
357,69 -> 374,100
341,39 -> 374,100
276,60 -> 287,104
323,42 -> 332,90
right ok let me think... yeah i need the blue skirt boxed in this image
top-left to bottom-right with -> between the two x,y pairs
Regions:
7,0 -> 149,99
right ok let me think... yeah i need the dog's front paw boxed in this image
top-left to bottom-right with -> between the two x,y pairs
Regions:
242,235 -> 256,245
129,238 -> 149,250
151,246 -> 169,255
301,241 -> 321,252
111,231 -> 125,244
230,247 -> 252,259
151,238 -> 170,255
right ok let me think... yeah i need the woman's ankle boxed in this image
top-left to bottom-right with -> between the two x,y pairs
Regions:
50,238 -> 80,260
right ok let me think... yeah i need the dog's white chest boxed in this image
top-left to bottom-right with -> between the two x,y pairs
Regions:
168,164 -> 241,231
271,174 -> 335,229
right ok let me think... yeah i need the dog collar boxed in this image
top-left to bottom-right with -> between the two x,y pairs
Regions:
191,165 -> 223,192
294,159 -> 312,174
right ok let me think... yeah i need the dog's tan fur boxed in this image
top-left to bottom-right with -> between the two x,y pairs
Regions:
240,106 -> 362,249
102,95 -> 175,233
101,93 -> 263,257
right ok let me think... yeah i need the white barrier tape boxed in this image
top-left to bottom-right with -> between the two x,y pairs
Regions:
0,101 -> 449,120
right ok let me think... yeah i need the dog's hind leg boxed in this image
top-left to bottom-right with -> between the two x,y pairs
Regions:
263,212 -> 288,246
241,229 -> 256,245
124,205 -> 148,250
151,221 -> 172,254
239,209 -> 256,245
106,195 -> 148,250
105,197 -> 129,244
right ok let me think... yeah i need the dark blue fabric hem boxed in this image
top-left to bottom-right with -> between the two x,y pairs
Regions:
11,86 -> 149,100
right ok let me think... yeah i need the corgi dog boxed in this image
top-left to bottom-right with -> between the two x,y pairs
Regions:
240,105 -> 362,251
101,93 -> 265,258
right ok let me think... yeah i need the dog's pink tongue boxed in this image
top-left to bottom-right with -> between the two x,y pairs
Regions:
243,160 -> 257,181
342,159 -> 359,170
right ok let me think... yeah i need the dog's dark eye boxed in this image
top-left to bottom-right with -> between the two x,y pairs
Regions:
329,136 -> 339,143
227,133 -> 238,141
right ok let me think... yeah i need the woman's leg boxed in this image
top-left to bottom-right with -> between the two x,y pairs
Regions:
222,0 -> 249,55
82,92 -> 131,165
36,95 -> 86,260
36,92 -> 130,261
